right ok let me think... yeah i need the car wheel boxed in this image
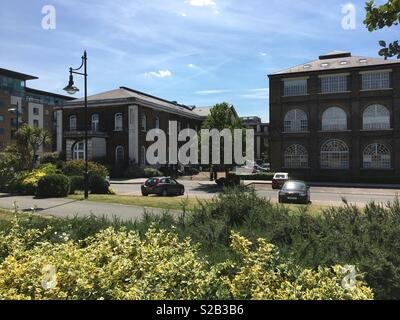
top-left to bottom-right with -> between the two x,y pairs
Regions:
162,189 -> 168,197
180,188 -> 185,195
142,192 -> 148,197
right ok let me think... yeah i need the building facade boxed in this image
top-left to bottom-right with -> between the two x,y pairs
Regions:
0,68 -> 74,154
240,116 -> 269,162
268,51 -> 400,179
57,87 -> 203,168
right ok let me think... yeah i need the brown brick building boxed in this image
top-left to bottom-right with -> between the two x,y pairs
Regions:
268,51 -> 400,180
240,116 -> 269,162
57,87 -> 203,168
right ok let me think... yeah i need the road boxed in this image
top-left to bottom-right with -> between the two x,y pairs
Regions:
111,181 -> 400,207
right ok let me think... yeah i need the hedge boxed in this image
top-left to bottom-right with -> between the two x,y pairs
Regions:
36,174 -> 70,198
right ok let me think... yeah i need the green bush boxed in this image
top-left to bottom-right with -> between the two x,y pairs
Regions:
68,176 -> 84,194
63,160 -> 108,179
36,174 -> 70,198
89,174 -> 109,194
123,164 -> 145,178
0,152 -> 17,192
0,222 -> 372,300
144,168 -> 163,178
40,152 -> 63,168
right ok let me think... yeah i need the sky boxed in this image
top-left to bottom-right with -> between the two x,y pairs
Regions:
0,0 -> 397,122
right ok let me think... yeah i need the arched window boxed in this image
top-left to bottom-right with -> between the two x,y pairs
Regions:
115,113 -> 123,131
283,109 -> 308,132
155,116 -> 160,129
140,146 -> 146,166
115,145 -> 125,163
363,143 -> 391,169
321,139 -> 349,169
91,114 -> 99,132
363,104 -> 390,130
322,107 -> 347,131
284,144 -> 308,168
69,115 -> 77,131
141,114 -> 147,132
73,141 -> 85,160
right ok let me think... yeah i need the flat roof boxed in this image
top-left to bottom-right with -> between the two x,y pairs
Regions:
25,87 -> 76,100
0,67 -> 38,81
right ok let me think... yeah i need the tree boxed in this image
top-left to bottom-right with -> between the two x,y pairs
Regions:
201,103 -> 245,180
6,125 -> 52,171
364,0 -> 400,59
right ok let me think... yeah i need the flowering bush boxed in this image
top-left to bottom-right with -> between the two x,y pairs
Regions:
0,219 -> 373,300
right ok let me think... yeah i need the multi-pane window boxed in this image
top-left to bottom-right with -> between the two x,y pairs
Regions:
283,79 -> 308,96
115,113 -> 123,131
320,139 -> 349,169
69,115 -> 77,131
363,143 -> 391,169
320,75 -> 347,93
322,107 -> 347,131
362,71 -> 390,90
283,109 -> 308,132
115,146 -> 125,163
91,114 -> 99,132
73,142 -> 85,160
363,104 -> 390,130
284,144 -> 309,168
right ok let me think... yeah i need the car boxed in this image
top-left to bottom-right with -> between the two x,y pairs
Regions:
272,172 -> 289,189
141,177 -> 185,197
259,163 -> 271,172
278,180 -> 310,205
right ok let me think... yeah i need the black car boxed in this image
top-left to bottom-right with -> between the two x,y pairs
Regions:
141,177 -> 185,197
278,181 -> 310,204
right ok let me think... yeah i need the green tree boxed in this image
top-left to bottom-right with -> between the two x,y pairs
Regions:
6,125 -> 51,171
201,103 -> 245,179
364,0 -> 400,59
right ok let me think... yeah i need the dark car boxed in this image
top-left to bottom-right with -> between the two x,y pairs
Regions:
141,177 -> 185,197
278,181 -> 310,204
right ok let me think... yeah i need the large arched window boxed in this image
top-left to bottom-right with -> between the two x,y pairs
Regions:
363,143 -> 391,169
322,107 -> 347,131
115,113 -> 123,131
73,141 -> 85,160
69,115 -> 77,131
91,114 -> 99,132
115,145 -> 125,163
284,144 -> 309,168
320,139 -> 349,169
363,104 -> 390,130
283,109 -> 308,132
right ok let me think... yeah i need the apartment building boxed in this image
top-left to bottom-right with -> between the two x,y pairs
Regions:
240,116 -> 269,162
268,51 -> 400,179
0,67 -> 74,154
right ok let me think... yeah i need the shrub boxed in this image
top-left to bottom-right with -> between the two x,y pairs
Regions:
12,164 -> 59,195
88,174 -> 109,194
123,164 -> 145,179
0,152 -> 17,192
40,152 -> 63,167
63,161 -> 108,179
68,176 -> 84,194
0,223 -> 372,300
144,168 -> 163,178
36,174 -> 70,198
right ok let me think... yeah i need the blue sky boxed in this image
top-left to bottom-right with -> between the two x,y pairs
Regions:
0,0 -> 397,122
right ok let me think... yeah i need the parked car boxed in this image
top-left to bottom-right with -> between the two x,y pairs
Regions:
258,163 -> 271,172
278,180 -> 310,204
272,172 -> 289,189
141,177 -> 185,197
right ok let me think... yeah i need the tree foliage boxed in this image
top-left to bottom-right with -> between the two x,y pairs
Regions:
364,0 -> 400,59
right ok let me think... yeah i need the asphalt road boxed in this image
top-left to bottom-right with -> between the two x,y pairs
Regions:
112,181 -> 400,207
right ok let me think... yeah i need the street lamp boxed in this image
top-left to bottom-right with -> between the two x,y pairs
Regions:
63,50 -> 89,200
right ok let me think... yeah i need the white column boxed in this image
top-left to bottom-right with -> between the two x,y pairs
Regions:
56,110 -> 63,152
128,105 -> 139,163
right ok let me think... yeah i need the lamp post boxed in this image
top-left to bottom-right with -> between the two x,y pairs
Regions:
63,51 -> 89,199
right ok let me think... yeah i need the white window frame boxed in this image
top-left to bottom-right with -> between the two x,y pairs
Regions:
363,104 -> 390,130
283,109 -> 308,133
363,143 -> 391,169
69,115 -> 77,131
320,139 -> 349,169
322,107 -> 347,131
91,114 -> 99,132
361,71 -> 391,90
115,113 -> 123,131
320,75 -> 348,93
73,141 -> 85,160
284,144 -> 309,168
283,79 -> 308,97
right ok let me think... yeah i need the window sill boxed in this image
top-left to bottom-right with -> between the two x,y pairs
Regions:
360,128 -> 393,132
281,94 -> 310,98
318,91 -> 351,95
360,168 -> 394,171
360,88 -> 392,92
318,130 -> 351,133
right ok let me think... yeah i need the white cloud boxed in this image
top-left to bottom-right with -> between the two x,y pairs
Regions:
187,63 -> 200,69
240,88 -> 269,99
185,0 -> 216,7
145,70 -> 172,78
260,52 -> 267,56
179,12 -> 188,17
195,89 -> 232,95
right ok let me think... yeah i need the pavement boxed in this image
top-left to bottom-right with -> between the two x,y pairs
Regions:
0,194 -> 178,221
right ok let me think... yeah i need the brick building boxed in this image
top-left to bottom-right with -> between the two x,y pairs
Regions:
240,116 -> 269,162
0,67 -> 74,154
57,87 -> 203,168
268,51 -> 400,180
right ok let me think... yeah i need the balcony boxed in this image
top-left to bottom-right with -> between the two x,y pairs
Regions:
64,126 -> 108,139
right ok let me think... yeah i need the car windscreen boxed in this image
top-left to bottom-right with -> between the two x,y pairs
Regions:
282,182 -> 307,191
275,174 -> 287,179
146,178 -> 158,186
